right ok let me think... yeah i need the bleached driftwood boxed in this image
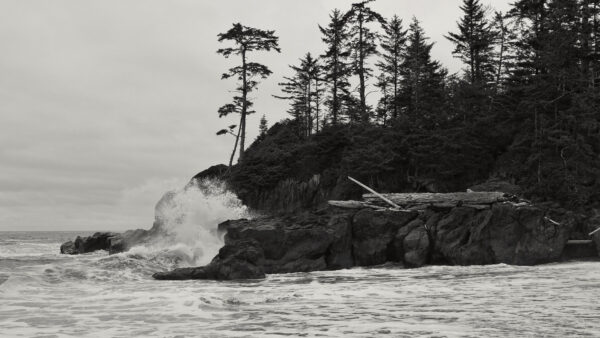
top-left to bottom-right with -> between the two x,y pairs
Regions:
363,191 -> 509,207
328,200 -> 414,212
328,200 -> 385,210
348,176 -> 401,209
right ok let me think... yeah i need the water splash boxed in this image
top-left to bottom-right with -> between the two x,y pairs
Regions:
127,178 -> 248,267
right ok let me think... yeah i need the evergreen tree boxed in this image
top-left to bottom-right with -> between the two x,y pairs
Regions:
275,53 -> 322,137
344,0 -> 386,123
319,9 -> 352,125
377,15 -> 408,120
489,11 -> 517,92
400,18 -> 447,129
217,23 -> 280,162
446,0 -> 496,85
374,72 -> 391,126
258,114 -> 268,137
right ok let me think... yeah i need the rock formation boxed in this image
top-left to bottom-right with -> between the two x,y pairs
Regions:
153,201 -> 574,280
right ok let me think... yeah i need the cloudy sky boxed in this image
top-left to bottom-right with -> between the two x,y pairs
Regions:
0,0 -> 511,231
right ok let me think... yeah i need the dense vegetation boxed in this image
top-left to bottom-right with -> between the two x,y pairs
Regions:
220,0 -> 600,211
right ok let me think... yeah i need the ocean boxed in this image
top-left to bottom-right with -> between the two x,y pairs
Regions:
1,231 -> 599,338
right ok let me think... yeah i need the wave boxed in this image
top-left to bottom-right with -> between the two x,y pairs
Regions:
130,177 -> 249,267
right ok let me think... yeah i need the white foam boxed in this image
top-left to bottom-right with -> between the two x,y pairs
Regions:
128,178 -> 248,267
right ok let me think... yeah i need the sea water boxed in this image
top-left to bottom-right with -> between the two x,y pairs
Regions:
1,182 -> 600,337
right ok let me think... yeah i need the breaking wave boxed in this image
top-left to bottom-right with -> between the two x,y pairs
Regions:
126,178 -> 250,267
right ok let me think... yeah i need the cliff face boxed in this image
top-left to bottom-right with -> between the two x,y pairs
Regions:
153,202 -> 575,280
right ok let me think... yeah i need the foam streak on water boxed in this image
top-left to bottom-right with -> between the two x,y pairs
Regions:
0,231 -> 599,337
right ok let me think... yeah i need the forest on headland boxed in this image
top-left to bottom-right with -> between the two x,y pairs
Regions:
210,0 -> 600,213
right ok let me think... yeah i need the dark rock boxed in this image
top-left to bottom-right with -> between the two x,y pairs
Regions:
60,229 -> 156,255
403,226 -> 430,268
60,232 -> 119,255
390,219 -> 422,262
154,210 -> 355,280
325,213 -> 354,269
432,207 -> 494,265
351,209 -> 418,266
585,209 -> 600,256
561,240 -> 598,260
60,241 -> 77,255
153,239 -> 266,280
192,164 -> 229,182
432,204 -> 572,266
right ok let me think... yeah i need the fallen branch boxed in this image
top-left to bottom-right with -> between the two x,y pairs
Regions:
348,176 -> 401,209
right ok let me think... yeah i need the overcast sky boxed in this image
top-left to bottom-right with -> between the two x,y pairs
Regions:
0,0 -> 512,231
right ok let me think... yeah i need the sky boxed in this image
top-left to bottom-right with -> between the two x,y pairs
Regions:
0,0 -> 512,231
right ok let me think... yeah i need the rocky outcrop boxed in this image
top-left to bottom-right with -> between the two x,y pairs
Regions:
154,202 -> 574,281
60,225 -> 161,255
60,232 -> 120,255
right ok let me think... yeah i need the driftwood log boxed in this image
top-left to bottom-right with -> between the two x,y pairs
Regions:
362,191 -> 509,207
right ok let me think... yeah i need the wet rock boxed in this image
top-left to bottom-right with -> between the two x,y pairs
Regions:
325,213 -> 354,269
433,204 -> 572,265
153,239 -> 266,280
390,219 -> 422,262
59,241 -> 77,255
60,228 -> 157,255
403,227 -> 430,268
561,240 -> 598,260
154,210 -> 355,280
585,209 -> 600,256
60,232 -> 119,255
351,209 -> 418,266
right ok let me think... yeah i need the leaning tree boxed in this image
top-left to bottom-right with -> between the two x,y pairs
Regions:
216,23 -> 280,165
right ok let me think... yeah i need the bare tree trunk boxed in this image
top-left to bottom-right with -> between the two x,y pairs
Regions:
228,120 -> 242,167
358,18 -> 368,123
239,49 -> 247,161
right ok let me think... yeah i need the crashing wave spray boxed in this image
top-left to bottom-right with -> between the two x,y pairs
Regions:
126,178 -> 248,267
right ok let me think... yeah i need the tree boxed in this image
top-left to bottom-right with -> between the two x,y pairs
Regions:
400,18 -> 447,129
446,0 -> 496,86
319,9 -> 352,125
344,0 -> 386,123
258,114 -> 268,137
275,53 -> 322,137
217,23 -> 281,163
377,15 -> 408,120
489,11 -> 517,92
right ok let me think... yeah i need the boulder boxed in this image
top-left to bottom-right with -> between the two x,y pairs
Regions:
153,239 -> 266,280
60,232 -> 119,255
351,209 -> 418,266
223,211 -> 353,274
585,209 -> 600,256
432,204 -> 572,266
60,228 -> 157,255
403,226 -> 430,268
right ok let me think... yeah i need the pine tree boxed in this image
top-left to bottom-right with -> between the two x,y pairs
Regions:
377,15 -> 408,120
344,0 -> 386,123
489,11 -> 517,92
446,0 -> 496,85
258,114 -> 268,137
400,18 -> 447,129
275,53 -> 322,137
217,23 -> 280,163
319,9 -> 352,125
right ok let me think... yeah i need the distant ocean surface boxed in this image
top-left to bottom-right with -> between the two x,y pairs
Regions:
0,231 -> 599,337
